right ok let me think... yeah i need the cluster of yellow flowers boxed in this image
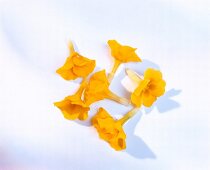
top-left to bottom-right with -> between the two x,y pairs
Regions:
54,40 -> 166,151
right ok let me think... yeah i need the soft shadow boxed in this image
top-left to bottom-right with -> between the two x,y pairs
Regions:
69,59 -> 181,159
121,59 -> 181,159
74,66 -> 117,127
124,110 -> 156,159
125,59 -> 181,115
110,68 -> 131,99
125,59 -> 160,75
144,88 -> 181,114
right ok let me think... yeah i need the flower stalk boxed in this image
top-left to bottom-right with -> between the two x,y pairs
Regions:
108,59 -> 121,83
68,41 -> 75,53
107,40 -> 141,83
106,90 -> 130,106
125,68 -> 143,84
118,107 -> 139,125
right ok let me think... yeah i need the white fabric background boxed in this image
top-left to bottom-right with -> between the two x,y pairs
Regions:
0,0 -> 210,169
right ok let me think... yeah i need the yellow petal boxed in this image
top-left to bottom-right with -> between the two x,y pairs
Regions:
56,68 -> 77,80
59,56 -> 74,69
91,70 -> 109,84
109,130 -> 126,151
55,94 -> 89,121
149,79 -> 166,97
84,70 -> 109,105
54,99 -> 78,120
144,68 -> 162,81
131,92 -> 142,107
63,111 -> 80,120
131,68 -> 166,107
72,54 -> 94,66
56,55 -> 77,80
142,90 -> 157,107
131,79 -> 150,107
107,40 -> 121,57
97,118 -> 114,129
72,60 -> 95,77
108,40 -> 141,63
54,99 -> 71,110
119,46 -> 141,62
56,50 -> 95,80
92,108 -> 110,126
78,111 -> 88,120
91,107 -> 126,151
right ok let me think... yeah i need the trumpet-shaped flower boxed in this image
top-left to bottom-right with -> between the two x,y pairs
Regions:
56,42 -> 95,80
84,70 -> 129,106
92,108 -> 126,151
107,40 -> 142,82
54,81 -> 90,120
131,68 -> 166,107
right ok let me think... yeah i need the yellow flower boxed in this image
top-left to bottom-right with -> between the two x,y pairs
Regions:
92,107 -> 126,151
107,40 -> 142,82
56,42 -> 96,80
54,81 -> 90,120
130,68 -> 166,107
92,107 -> 139,151
84,70 -> 129,106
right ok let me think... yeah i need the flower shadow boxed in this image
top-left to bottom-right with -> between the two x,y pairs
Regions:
73,59 -> 181,159
124,59 -> 181,115
144,88 -> 181,114
124,110 -> 156,159
117,59 -> 181,159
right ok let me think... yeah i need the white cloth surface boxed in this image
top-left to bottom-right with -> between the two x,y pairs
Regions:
0,0 -> 210,169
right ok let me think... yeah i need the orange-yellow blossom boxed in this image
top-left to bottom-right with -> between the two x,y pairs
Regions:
92,107 -> 139,151
107,40 -> 142,82
54,81 -> 90,120
131,68 -> 166,107
92,107 -> 126,151
56,42 -> 95,80
84,70 -> 129,106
